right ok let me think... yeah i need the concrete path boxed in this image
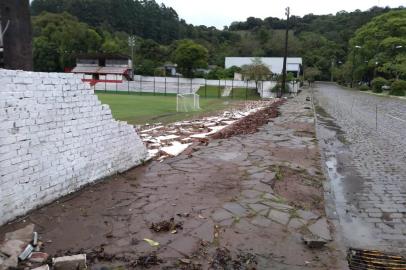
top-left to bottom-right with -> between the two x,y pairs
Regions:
0,91 -> 347,269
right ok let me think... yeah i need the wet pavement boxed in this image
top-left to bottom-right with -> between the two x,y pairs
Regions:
313,82 -> 406,254
0,91 -> 347,269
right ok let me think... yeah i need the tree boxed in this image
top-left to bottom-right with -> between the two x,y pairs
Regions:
173,40 -> 208,77
241,58 -> 272,89
348,10 -> 406,81
304,66 -> 321,84
32,12 -> 102,71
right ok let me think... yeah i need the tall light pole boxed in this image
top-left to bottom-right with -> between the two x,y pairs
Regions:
280,7 -> 290,98
394,45 -> 403,80
128,35 -> 136,79
351,45 -> 362,88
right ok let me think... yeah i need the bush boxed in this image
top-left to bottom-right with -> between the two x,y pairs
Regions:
389,80 -> 406,96
271,83 -> 290,93
371,77 -> 388,93
359,85 -> 370,91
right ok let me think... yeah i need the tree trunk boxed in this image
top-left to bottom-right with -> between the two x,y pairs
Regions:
0,0 -> 33,71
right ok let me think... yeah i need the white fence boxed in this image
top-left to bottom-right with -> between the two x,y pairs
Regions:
94,75 -> 299,98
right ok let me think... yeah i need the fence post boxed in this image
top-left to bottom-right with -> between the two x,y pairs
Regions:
190,78 -> 193,93
231,80 -> 234,99
140,76 -> 142,95
204,78 -> 207,98
153,76 -> 156,96
246,80 -> 248,100
115,75 -> 118,93
178,76 -> 180,94
218,80 -> 221,98
128,80 -> 130,94
164,77 -> 167,96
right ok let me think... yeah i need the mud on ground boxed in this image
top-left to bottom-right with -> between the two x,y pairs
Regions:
0,92 -> 347,270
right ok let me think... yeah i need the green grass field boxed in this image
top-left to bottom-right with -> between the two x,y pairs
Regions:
96,92 -> 240,125
197,86 -> 260,100
196,86 -> 224,98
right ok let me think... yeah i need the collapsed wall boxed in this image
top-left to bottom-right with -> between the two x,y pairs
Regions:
0,69 -> 147,225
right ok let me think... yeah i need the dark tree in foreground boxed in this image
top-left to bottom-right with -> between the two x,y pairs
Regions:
0,0 -> 33,70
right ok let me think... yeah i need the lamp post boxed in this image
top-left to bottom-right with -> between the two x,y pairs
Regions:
394,45 -> 403,80
128,36 -> 136,79
351,45 -> 362,88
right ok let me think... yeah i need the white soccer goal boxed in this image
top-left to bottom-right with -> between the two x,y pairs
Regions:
177,93 -> 201,112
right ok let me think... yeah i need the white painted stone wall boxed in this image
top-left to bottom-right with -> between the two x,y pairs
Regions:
0,69 -> 147,225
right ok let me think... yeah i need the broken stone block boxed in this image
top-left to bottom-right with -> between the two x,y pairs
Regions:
222,202 -> 250,217
308,218 -> 332,241
288,218 -> 306,230
18,244 -> 34,261
31,265 -> 50,270
302,236 -> 327,248
0,240 -> 26,258
211,209 -> 233,222
297,210 -> 319,221
4,224 -> 35,243
29,252 -> 49,263
268,210 -> 290,225
52,254 -> 87,270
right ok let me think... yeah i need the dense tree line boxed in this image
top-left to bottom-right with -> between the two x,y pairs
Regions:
30,0 -> 405,82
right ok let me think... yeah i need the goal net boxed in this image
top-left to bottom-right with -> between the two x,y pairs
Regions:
177,93 -> 200,112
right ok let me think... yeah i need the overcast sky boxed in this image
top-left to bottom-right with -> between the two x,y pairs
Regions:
157,0 -> 405,29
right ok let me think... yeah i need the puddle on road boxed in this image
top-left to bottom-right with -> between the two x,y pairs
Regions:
314,102 -> 383,250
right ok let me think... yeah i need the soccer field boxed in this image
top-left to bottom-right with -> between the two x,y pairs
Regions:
96,92 -> 241,125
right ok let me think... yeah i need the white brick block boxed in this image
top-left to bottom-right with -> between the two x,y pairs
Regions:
0,69 -> 147,225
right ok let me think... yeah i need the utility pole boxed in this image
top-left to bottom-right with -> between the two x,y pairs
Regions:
128,36 -> 136,80
280,7 -> 290,98
351,45 -> 362,88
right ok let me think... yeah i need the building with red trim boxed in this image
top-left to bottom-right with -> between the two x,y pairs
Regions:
70,54 -> 133,85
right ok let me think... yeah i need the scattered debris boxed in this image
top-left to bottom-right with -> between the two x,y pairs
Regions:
0,224 -> 40,269
128,253 -> 163,268
211,247 -> 258,270
302,236 -> 328,249
31,265 -> 50,270
18,244 -> 34,261
177,212 -> 190,218
29,252 -> 49,264
52,254 -> 87,270
150,218 -> 183,233
138,99 -> 280,160
143,239 -> 160,247
179,258 -> 191,264
211,101 -> 282,139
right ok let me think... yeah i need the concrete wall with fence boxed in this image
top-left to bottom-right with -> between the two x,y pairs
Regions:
94,75 -> 300,99
0,69 -> 147,225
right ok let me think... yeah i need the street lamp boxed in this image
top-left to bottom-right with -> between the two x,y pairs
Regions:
128,36 -> 136,79
351,45 -> 362,88
393,45 -> 403,80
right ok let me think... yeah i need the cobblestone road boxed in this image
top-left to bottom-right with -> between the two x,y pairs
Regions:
314,83 -> 406,253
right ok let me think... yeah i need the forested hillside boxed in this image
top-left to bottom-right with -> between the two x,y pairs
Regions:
30,0 -> 405,81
